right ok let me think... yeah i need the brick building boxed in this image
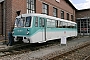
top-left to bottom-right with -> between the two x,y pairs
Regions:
76,9 -> 90,35
0,0 -> 76,40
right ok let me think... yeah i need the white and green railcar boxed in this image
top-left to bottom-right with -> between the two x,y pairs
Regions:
13,13 -> 77,43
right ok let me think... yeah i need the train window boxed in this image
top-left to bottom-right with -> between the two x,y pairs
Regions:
67,23 -> 71,28
69,23 -> 75,28
71,23 -> 74,28
39,18 -> 45,27
73,24 -> 77,28
51,20 -> 55,27
55,20 -> 58,28
25,16 -> 32,27
42,18 -> 45,27
39,18 -> 42,27
35,17 -> 38,27
57,21 -> 59,28
47,19 -> 51,27
62,22 -> 67,28
15,18 -> 25,27
59,21 -> 63,28
47,19 -> 55,28
75,24 -> 77,28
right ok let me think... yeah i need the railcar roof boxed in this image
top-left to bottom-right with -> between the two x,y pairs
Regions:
16,13 -> 76,24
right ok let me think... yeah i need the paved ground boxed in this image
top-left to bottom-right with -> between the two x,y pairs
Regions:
0,36 -> 90,60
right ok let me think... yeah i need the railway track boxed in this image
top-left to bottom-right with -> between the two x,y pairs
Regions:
0,39 -> 60,57
83,55 -> 90,60
0,43 -> 30,57
50,44 -> 90,60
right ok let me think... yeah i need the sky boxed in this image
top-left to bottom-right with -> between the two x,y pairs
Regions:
69,0 -> 90,10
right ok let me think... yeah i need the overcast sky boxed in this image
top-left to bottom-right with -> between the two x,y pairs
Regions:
69,0 -> 90,10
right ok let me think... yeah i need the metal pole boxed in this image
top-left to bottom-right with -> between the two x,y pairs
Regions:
4,0 -> 6,43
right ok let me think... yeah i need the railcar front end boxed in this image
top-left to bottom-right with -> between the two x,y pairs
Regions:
13,16 -> 32,43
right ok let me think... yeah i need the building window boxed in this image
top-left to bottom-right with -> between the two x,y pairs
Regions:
42,3 -> 49,15
71,15 -> 74,21
67,13 -> 69,20
61,10 -> 64,19
53,7 -> 57,17
27,0 -> 36,13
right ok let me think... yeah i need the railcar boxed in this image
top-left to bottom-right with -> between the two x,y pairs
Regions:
12,13 -> 77,43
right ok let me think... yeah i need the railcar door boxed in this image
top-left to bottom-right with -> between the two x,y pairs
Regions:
39,17 -> 46,42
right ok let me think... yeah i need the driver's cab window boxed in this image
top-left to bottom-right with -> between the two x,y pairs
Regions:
25,16 -> 32,27
15,17 -> 25,27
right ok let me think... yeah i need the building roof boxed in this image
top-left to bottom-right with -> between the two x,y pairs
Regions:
65,0 -> 77,10
76,8 -> 90,12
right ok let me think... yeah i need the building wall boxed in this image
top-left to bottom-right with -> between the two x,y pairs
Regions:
12,0 -> 27,27
5,0 -> 12,36
76,9 -> 90,18
36,0 -> 76,21
76,9 -> 90,36
5,0 -> 27,38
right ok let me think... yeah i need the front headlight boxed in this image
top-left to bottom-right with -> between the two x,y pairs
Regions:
27,32 -> 29,35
